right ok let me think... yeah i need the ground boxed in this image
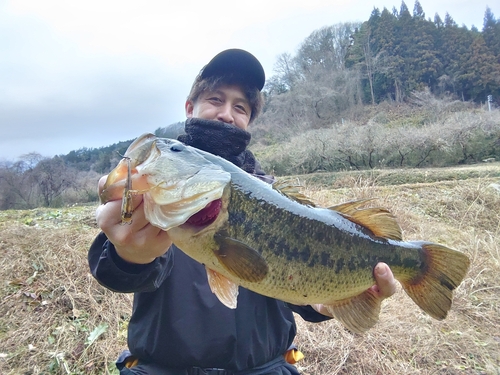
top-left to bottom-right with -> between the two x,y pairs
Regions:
1,163 -> 499,374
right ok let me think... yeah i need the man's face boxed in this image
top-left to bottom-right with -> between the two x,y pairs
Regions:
185,84 -> 252,131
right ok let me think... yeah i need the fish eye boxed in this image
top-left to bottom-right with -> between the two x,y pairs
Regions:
170,143 -> 185,152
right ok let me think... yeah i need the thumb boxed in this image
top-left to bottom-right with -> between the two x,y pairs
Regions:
372,263 -> 397,298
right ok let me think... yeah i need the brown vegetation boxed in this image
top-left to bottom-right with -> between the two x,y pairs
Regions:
252,99 -> 500,176
1,163 -> 499,374
295,165 -> 500,374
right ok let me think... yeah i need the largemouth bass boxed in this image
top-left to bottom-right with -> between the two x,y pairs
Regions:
101,133 -> 470,333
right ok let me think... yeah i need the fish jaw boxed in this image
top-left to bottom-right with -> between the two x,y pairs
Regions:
143,175 -> 228,230
136,140 -> 231,231
100,158 -> 130,203
101,135 -> 232,229
100,134 -> 159,204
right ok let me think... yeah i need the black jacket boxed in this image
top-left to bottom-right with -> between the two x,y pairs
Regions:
89,233 -> 330,372
88,121 -> 330,372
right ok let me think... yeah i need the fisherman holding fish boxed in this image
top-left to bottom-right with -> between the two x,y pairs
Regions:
89,49 -> 400,375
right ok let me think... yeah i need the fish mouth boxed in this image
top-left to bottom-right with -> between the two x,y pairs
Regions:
185,199 -> 222,227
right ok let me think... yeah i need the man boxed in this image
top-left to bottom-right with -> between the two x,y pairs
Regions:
89,49 -> 396,375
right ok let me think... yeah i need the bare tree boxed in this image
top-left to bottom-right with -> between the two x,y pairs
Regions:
0,154 -> 45,209
33,157 -> 77,207
296,23 -> 360,73
266,52 -> 301,95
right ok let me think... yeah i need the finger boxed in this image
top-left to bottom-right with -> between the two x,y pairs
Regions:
96,194 -> 145,229
98,175 -> 108,195
134,220 -> 171,248
96,200 -> 123,228
123,197 -> 149,229
97,201 -> 149,248
372,262 -> 397,299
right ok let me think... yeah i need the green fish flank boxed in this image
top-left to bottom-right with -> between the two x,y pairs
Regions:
221,184 -> 421,303
102,133 -> 471,333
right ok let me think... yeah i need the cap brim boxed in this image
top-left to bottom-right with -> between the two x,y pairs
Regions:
201,49 -> 265,91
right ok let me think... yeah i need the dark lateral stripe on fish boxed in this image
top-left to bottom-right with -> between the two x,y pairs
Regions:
104,134 -> 471,333
226,185 -> 422,273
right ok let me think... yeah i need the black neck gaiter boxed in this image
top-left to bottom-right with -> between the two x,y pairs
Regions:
177,118 -> 258,174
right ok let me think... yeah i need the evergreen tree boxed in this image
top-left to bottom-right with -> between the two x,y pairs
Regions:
372,7 -> 400,101
273,2 -> 500,106
413,0 -> 425,19
391,1 -> 413,101
406,3 -> 441,92
346,21 -> 382,104
346,9 -> 387,104
482,7 -> 500,62
444,12 -> 457,27
439,19 -> 473,98
459,35 -> 500,101
434,14 -> 444,30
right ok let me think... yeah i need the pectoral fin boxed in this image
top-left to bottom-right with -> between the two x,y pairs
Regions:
206,267 -> 239,309
213,233 -> 269,282
323,288 -> 381,334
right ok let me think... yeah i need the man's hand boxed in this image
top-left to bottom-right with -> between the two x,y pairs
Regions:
95,175 -> 172,264
369,262 -> 397,298
312,262 -> 397,318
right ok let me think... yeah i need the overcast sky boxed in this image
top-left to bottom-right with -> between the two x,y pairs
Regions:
1,0 -> 497,161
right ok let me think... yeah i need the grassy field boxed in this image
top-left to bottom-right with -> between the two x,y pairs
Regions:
1,163 -> 499,374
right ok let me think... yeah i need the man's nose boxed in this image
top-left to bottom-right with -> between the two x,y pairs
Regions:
217,104 -> 234,124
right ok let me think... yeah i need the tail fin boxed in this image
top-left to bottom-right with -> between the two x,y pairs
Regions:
402,243 -> 470,320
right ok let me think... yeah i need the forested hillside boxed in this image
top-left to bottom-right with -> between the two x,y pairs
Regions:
352,2 -> 500,104
0,1 -> 499,210
257,2 -> 500,138
264,1 -> 500,105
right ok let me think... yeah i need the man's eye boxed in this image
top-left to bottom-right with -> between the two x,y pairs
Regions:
208,97 -> 222,103
235,105 -> 248,114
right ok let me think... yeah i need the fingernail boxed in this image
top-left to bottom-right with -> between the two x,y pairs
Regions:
375,263 -> 387,277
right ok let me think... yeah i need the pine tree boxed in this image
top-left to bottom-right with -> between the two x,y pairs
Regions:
482,7 -> 500,62
373,7 -> 401,101
459,35 -> 500,101
439,17 -> 473,98
434,14 -> 444,29
444,12 -> 457,28
407,2 -> 441,92
413,0 -> 425,19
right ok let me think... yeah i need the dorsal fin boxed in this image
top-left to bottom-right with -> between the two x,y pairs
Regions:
328,199 -> 375,215
272,179 -> 316,207
329,200 -> 403,241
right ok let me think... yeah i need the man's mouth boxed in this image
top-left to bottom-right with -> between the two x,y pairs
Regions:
185,199 -> 222,226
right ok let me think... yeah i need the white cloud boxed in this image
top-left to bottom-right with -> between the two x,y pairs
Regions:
0,0 -> 497,160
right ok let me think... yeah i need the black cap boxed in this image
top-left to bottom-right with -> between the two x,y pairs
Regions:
200,49 -> 265,91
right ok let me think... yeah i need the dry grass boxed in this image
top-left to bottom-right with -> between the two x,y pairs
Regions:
0,208 -> 131,374
297,166 -> 500,375
1,164 -> 500,374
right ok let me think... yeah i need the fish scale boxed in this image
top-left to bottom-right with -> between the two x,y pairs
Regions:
101,133 -> 471,333
224,182 -> 420,300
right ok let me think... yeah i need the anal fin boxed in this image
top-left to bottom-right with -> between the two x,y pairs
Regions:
206,267 -> 239,309
324,288 -> 381,334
